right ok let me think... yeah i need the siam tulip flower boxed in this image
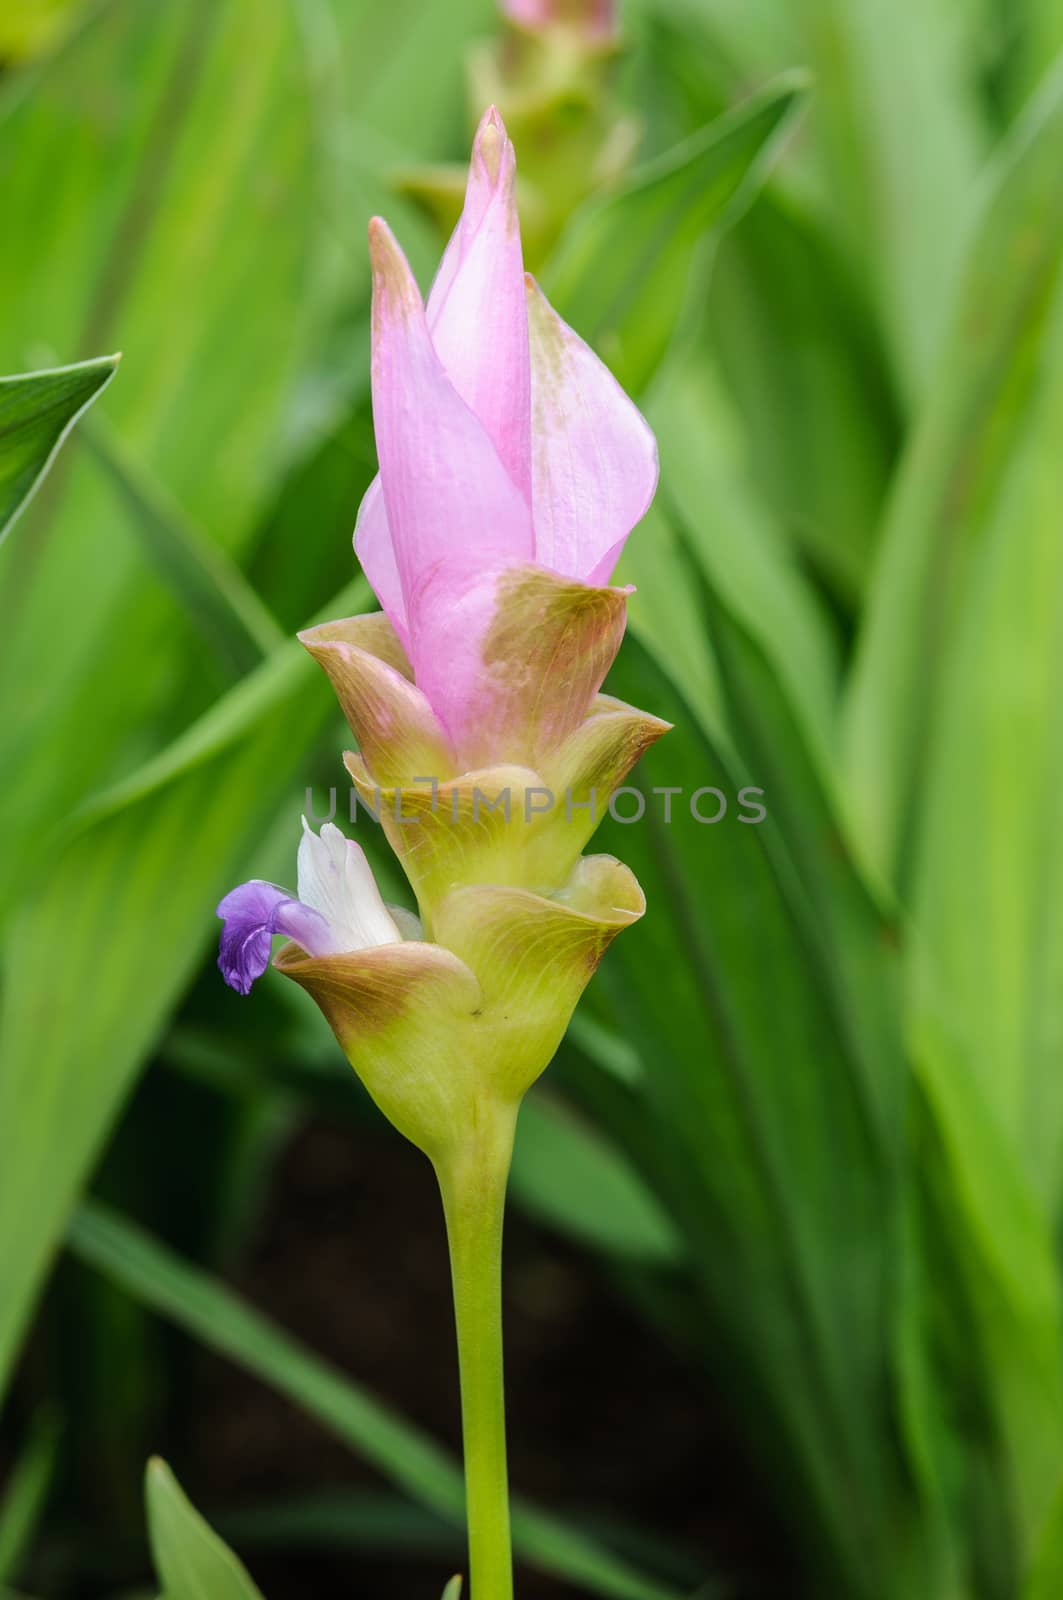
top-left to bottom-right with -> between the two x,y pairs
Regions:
216,104 -> 666,1600
218,820 -> 644,1158
293,108 -> 665,945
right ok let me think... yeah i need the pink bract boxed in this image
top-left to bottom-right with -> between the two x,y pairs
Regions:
354,106 -> 656,753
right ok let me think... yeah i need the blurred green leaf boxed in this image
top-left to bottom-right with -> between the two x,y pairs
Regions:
645,350 -> 839,779
785,0 -> 988,402
643,0 -> 987,401
844,59 -> 1063,890
898,156 -> 1063,1565
620,500 -> 727,747
0,0 -> 329,909
844,70 -> 1063,1569
0,0 -> 486,911
654,487 -> 902,1145
589,630 -> 927,1597
0,1411 -> 60,1586
908,262 -> 1063,1207
610,299 -> 1063,1582
644,13 -> 898,606
145,1458 -> 265,1600
0,355 -> 117,545
0,0 -> 79,61
83,416 -> 284,678
542,74 -> 808,396
709,199 -> 897,604
71,1202 -> 685,1600
511,1089 -> 681,1265
440,1578 -> 463,1600
70,598 -> 362,837
0,575 -> 365,1399
1025,1471 -> 1063,1599
1003,0 -> 1063,119
313,0 -> 494,171
217,1489 -> 457,1555
565,1012 -> 642,1088
913,1026 -> 1063,1573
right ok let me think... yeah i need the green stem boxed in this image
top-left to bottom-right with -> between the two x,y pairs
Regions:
436,1101 -> 518,1600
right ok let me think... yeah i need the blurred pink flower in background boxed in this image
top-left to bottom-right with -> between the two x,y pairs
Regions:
500,0 -> 617,43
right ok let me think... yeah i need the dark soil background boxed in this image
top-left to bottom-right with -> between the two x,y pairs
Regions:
7,1111 -> 796,1599
183,1120 -> 791,1598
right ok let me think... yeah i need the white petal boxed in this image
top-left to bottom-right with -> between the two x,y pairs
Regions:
297,820 -> 402,951
387,904 -> 424,941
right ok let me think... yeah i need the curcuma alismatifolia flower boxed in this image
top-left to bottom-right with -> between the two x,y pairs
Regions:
217,106 -> 667,1163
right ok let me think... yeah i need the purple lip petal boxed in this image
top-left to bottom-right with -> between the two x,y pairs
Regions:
216,880 -> 332,995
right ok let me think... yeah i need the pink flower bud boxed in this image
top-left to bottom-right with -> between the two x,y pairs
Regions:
354,106 -> 656,770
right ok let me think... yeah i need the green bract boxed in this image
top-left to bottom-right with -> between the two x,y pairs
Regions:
276,856 -> 643,1157
288,574 -> 665,1155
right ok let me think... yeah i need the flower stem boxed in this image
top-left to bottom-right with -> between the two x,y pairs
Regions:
436,1102 -> 518,1600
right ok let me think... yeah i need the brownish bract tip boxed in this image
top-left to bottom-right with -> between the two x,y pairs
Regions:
471,103 -> 512,186
367,216 -> 420,317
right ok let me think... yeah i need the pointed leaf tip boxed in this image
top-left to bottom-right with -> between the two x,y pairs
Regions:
145,1455 -> 266,1599
0,353 -> 122,545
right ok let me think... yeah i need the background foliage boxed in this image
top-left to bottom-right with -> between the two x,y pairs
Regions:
2,1 -> 1063,1596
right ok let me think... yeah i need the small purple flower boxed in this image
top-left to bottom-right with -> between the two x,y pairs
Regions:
217,821 -> 405,995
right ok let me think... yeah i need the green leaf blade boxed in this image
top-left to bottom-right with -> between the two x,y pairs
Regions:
71,1203 -> 684,1600
0,355 -> 118,544
542,75 -> 808,396
146,1458 -> 266,1600
844,59 -> 1063,888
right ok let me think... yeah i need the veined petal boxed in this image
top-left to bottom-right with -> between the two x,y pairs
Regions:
344,748 -> 626,922
344,755 -> 562,916
431,854 -> 645,1096
366,218 -> 533,667
299,613 -> 456,785
305,608 -> 413,679
543,691 -> 672,815
426,107 -> 531,500
297,821 -> 403,950
411,562 -> 630,770
216,880 -> 335,995
274,939 -> 482,1160
275,855 -> 645,1138
526,274 -> 658,584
